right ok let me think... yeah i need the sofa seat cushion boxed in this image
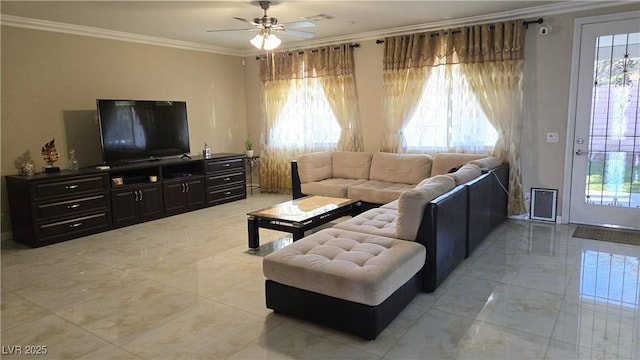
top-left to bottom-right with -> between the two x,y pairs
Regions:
297,152 -> 333,183
332,151 -> 373,179
263,228 -> 426,306
430,153 -> 488,176
381,199 -> 399,210
348,180 -> 415,204
333,207 -> 399,239
301,178 -> 369,198
397,175 -> 456,240
369,152 -> 432,185
448,164 -> 482,185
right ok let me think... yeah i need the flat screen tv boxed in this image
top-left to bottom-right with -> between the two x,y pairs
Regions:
97,99 -> 190,164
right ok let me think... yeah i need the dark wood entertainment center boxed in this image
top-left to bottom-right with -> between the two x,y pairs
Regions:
5,153 -> 246,247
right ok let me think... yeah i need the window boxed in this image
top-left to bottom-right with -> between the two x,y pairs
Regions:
404,64 -> 498,152
268,78 -> 342,149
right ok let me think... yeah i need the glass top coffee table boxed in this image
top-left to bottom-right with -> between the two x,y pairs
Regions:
247,196 -> 361,250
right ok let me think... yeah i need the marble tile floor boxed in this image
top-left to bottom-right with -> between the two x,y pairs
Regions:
1,192 -> 639,359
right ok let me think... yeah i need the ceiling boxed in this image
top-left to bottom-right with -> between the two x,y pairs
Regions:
0,1 -> 625,56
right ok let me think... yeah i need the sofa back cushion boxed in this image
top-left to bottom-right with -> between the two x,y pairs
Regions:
297,152 -> 333,183
396,175 -> 455,240
332,151 -> 373,179
468,156 -> 503,171
430,153 -> 488,176
448,164 -> 482,185
369,152 -> 432,185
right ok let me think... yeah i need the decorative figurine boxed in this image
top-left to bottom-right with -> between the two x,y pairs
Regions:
21,160 -> 36,176
41,138 -> 60,173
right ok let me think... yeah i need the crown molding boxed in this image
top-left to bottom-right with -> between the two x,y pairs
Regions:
0,14 -> 245,57
1,1 -> 634,58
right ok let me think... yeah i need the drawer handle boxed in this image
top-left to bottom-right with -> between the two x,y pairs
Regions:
223,163 -> 230,167
66,184 -> 79,190
69,222 -> 83,228
223,177 -> 231,181
67,204 -> 80,209
224,191 -> 232,195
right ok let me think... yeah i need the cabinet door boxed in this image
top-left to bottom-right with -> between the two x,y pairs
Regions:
138,184 -> 164,220
185,177 -> 205,210
163,180 -> 187,214
111,188 -> 139,226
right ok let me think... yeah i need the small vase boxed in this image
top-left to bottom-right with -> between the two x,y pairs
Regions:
69,149 -> 80,170
246,150 -> 254,158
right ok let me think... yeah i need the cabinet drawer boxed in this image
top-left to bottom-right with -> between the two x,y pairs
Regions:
205,158 -> 244,173
206,172 -> 244,188
32,175 -> 108,201
37,212 -> 110,242
206,185 -> 246,204
34,194 -> 109,221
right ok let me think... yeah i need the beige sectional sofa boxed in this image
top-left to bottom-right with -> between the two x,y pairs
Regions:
264,151 -> 508,340
292,151 -> 487,205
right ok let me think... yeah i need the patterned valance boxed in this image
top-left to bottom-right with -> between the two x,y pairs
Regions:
259,44 -> 355,81
383,20 -> 525,71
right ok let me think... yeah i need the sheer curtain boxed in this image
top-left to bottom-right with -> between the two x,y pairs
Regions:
380,34 -> 433,152
258,45 -> 363,193
456,21 -> 527,215
403,64 -> 497,153
315,45 -> 364,151
381,21 -> 526,215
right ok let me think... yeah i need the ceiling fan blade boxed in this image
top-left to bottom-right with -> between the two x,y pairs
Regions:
282,20 -> 315,29
234,17 -> 259,26
281,29 -> 315,39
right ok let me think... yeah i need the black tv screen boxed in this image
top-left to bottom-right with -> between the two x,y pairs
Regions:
97,99 -> 190,164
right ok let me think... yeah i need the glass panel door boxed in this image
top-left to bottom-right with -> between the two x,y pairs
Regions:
569,15 -> 640,229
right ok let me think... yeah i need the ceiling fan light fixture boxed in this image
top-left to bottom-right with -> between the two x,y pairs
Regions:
250,31 -> 281,50
250,33 -> 265,49
263,33 -> 281,50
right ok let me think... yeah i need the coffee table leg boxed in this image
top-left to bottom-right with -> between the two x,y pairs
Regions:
248,217 -> 260,250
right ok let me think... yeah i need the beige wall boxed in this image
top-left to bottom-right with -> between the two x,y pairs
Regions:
245,3 -> 639,218
1,26 -> 247,232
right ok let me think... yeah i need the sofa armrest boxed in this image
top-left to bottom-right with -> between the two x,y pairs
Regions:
291,160 -> 304,199
415,185 -> 468,292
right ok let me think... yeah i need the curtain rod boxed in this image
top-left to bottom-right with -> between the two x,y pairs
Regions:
255,43 -> 360,60
375,18 -> 543,44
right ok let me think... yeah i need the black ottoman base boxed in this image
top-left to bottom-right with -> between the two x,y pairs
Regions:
265,271 -> 422,340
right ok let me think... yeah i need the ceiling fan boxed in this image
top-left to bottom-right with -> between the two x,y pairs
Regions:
207,1 -> 315,50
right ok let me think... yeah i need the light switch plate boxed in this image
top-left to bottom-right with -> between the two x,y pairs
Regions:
546,132 -> 559,143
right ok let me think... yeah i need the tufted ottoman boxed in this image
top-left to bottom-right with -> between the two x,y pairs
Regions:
263,227 -> 426,340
